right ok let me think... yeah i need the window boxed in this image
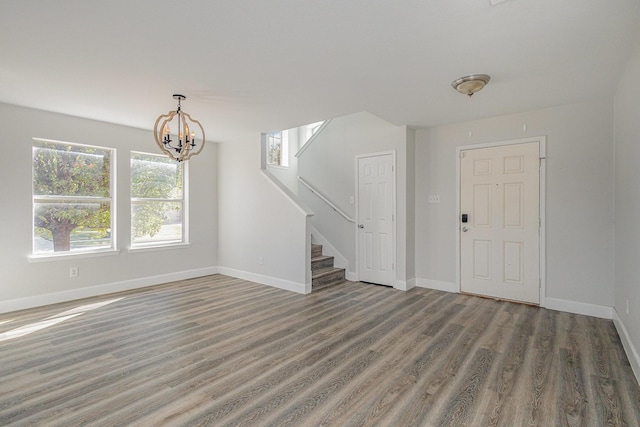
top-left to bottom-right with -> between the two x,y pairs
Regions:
266,130 -> 289,167
32,138 -> 114,255
304,121 -> 324,142
130,152 -> 186,247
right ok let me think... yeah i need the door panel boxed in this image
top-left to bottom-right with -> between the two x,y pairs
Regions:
358,154 -> 394,286
473,240 -> 492,280
474,184 -> 492,227
460,142 -> 540,304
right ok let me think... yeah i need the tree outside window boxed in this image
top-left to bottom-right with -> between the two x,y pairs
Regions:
267,131 -> 282,165
130,152 -> 185,247
32,139 -> 113,254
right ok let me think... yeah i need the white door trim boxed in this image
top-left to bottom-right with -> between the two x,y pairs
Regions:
355,150 -> 397,286
456,136 -> 546,305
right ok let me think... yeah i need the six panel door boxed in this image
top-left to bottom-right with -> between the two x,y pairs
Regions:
357,154 -> 394,286
460,142 -> 540,304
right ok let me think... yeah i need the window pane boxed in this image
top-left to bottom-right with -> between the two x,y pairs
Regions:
34,201 -> 112,253
131,152 -> 183,199
130,151 -> 186,248
131,201 -> 183,245
33,141 -> 110,197
32,139 -> 113,255
267,131 -> 282,165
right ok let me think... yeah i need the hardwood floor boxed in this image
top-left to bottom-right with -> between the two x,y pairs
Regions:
0,274 -> 639,426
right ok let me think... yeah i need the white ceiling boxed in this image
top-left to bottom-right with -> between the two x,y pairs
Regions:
1,0 -> 639,142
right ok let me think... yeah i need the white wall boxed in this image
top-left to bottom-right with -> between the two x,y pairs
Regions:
614,35 -> 640,379
297,111 -> 410,286
218,133 -> 312,293
415,99 -> 615,308
0,103 -> 218,311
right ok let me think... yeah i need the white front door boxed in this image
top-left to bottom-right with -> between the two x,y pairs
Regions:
357,153 -> 395,286
460,142 -> 540,304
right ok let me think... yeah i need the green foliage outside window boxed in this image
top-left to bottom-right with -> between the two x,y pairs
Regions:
130,152 -> 184,245
32,140 -> 112,253
267,131 -> 282,165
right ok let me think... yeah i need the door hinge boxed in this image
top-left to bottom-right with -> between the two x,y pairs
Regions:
459,151 -> 466,158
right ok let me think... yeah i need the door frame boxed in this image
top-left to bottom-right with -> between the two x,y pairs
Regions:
355,150 -> 397,287
455,136 -> 546,305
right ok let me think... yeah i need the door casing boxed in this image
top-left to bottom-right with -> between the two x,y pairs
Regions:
456,136 -> 546,304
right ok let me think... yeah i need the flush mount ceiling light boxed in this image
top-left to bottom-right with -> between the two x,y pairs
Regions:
451,74 -> 491,97
154,94 -> 205,162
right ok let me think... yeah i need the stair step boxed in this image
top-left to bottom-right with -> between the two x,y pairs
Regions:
311,244 -> 323,259
310,243 -> 347,291
312,267 -> 346,290
311,255 -> 334,271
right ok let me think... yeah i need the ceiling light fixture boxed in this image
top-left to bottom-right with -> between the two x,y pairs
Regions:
154,94 -> 205,162
451,74 -> 491,97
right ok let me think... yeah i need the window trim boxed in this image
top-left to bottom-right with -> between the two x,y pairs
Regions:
28,249 -> 120,263
266,130 -> 289,167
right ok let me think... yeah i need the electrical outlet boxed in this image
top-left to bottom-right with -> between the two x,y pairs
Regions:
626,298 -> 630,315
69,267 -> 79,278
258,256 -> 264,265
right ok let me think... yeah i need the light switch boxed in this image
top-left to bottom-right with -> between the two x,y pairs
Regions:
428,195 -> 440,204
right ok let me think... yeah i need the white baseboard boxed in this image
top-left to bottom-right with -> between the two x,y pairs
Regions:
345,271 -> 357,281
415,278 -> 459,293
412,280 -> 614,321
0,266 -> 220,314
218,267 -> 309,295
613,309 -> 640,386
542,297 -> 613,319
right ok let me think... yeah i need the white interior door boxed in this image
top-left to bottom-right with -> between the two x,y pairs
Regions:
357,153 -> 395,286
460,142 -> 540,304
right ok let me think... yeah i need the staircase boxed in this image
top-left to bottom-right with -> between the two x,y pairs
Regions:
311,243 -> 346,291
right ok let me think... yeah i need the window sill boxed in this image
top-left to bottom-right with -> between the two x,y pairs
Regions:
128,243 -> 191,254
28,249 -> 121,263
267,164 -> 289,170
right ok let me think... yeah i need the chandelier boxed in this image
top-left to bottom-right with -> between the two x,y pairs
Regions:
154,94 -> 205,162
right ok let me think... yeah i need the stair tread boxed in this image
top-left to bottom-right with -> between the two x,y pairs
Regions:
312,266 -> 345,279
311,244 -> 323,257
311,255 -> 334,262
312,278 -> 348,290
310,243 -> 344,291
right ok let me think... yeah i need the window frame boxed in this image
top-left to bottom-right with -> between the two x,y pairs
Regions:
29,137 -> 118,261
266,130 -> 289,168
129,151 -> 189,251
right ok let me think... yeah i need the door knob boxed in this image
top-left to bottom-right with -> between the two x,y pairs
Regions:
462,226 -> 468,232
358,224 -> 364,229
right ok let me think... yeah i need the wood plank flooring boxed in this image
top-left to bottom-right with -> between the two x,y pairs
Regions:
0,274 -> 639,426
